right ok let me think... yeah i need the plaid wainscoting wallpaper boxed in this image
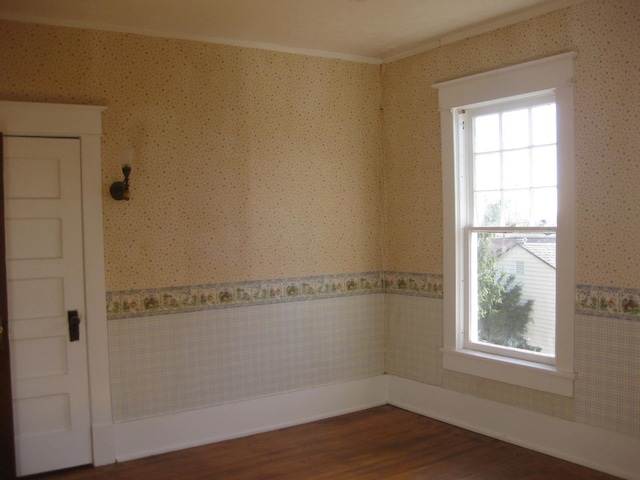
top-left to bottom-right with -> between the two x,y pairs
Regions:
108,293 -> 386,422
107,270 -> 640,440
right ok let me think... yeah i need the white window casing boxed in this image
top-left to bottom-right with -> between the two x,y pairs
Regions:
434,53 -> 577,397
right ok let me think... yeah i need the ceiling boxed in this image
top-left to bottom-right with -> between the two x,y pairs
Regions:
0,0 -> 583,63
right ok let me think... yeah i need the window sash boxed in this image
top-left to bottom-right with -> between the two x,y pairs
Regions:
461,95 -> 559,364
463,226 -> 557,364
464,96 -> 558,229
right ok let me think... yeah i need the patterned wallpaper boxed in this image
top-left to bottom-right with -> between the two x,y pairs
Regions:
0,20 -> 385,292
106,271 -> 443,319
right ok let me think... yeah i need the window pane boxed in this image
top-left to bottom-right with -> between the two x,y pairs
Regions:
474,191 -> 501,226
532,187 -> 557,227
503,189 -> 529,226
532,103 -> 556,145
471,231 -> 556,355
502,109 -> 529,149
503,149 -> 530,189
531,146 -> 557,187
475,153 -> 501,190
474,114 -> 500,153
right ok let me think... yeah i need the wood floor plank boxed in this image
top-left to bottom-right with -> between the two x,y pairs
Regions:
29,406 -> 619,479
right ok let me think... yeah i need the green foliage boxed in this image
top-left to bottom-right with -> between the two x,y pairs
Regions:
476,234 -> 541,352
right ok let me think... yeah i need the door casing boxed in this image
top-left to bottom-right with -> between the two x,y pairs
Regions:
0,133 -> 17,479
0,101 -> 114,467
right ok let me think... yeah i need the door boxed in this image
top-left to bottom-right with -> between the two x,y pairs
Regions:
4,136 -> 92,477
0,133 -> 17,479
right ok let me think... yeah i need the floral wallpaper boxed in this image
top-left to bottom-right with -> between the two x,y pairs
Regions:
106,270 -> 445,319
576,285 -> 640,318
0,20 -> 385,292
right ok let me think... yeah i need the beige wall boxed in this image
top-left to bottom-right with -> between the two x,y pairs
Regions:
0,21 -> 384,291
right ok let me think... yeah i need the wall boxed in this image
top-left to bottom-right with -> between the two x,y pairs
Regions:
0,0 -> 638,455
0,23 -> 385,290
109,295 -> 384,422
382,0 -> 640,440
0,20 -> 386,422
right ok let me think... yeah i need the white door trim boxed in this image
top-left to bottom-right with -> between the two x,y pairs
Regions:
0,101 -> 114,466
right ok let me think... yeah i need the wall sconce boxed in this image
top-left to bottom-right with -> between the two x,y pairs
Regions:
110,148 -> 134,201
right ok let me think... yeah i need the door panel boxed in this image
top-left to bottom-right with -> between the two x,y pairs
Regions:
15,394 -> 71,436
4,156 -> 61,198
6,219 -> 62,260
13,336 -> 68,379
4,137 -> 92,477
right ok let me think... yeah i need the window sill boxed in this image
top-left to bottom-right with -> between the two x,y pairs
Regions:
441,347 -> 575,397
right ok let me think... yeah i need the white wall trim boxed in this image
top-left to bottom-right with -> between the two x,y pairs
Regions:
114,375 -> 388,462
0,101 -> 114,466
112,373 -> 640,478
433,52 -> 577,109
441,348 -> 575,397
0,13 -> 382,65
434,53 -> 577,395
387,375 -> 640,480
0,1 -> 585,65
0,101 -> 105,136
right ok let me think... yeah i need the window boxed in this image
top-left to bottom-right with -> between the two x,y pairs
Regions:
465,94 -> 558,362
434,53 -> 576,396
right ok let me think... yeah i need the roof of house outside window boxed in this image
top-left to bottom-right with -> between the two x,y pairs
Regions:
519,243 -> 556,269
493,236 -> 556,269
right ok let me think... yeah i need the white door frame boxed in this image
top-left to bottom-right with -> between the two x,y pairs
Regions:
0,101 -> 114,466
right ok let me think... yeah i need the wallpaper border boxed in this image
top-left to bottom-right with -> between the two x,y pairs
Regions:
575,284 -> 640,320
105,274 -> 640,321
105,271 -> 444,319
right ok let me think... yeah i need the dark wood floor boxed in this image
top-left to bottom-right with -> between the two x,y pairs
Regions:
31,406 -> 619,480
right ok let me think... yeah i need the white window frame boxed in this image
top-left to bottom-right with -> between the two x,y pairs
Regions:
433,53 -> 577,397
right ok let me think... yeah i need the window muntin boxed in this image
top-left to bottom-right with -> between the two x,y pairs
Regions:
462,95 -> 558,363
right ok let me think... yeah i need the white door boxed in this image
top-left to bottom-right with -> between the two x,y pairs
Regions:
4,136 -> 92,477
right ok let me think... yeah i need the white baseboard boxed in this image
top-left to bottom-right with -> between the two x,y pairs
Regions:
112,374 -> 639,479
91,422 -> 115,466
387,375 -> 640,480
114,375 -> 388,462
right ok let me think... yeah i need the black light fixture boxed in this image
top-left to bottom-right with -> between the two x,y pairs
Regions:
110,148 -> 134,201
